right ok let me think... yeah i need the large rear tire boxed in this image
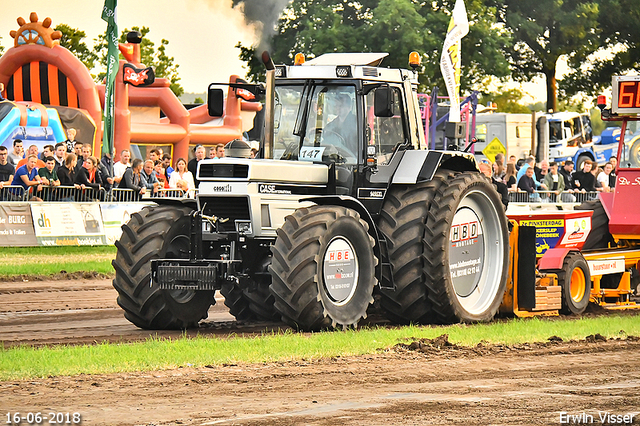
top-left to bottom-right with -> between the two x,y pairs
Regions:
424,171 -> 509,323
269,205 -> 377,331
377,175 -> 449,324
112,205 -> 215,329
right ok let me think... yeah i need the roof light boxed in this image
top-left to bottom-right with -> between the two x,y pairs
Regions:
294,53 -> 305,65
274,66 -> 287,78
597,95 -> 607,111
336,66 -> 352,78
409,51 -> 421,70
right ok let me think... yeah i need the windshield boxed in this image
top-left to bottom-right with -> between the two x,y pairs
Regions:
272,84 -> 358,164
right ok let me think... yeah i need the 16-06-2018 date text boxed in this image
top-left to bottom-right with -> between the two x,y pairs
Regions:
5,412 -> 81,425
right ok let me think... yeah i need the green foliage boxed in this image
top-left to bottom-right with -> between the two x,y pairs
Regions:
2,315 -> 638,380
478,85 -> 532,113
94,26 -> 183,97
0,246 -> 115,277
55,24 -> 99,76
194,97 -> 205,104
237,0 -> 511,92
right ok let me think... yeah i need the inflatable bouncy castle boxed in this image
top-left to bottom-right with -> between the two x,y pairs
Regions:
0,12 -> 260,163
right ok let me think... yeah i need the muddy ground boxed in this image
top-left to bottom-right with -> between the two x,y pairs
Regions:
1,279 -> 640,425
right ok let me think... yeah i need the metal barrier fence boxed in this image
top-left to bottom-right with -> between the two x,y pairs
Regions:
0,186 -> 194,202
508,190 -> 599,204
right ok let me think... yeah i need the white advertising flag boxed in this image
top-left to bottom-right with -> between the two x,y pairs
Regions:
440,0 -> 469,123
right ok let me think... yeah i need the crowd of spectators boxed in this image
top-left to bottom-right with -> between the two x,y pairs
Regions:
0,135 -> 251,202
486,152 -> 617,205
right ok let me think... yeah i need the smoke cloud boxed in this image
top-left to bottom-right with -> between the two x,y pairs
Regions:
231,0 -> 292,51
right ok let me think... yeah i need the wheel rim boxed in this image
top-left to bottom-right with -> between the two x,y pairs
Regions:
165,234 -> 197,303
448,189 -> 504,315
570,268 -> 586,302
321,237 -> 359,306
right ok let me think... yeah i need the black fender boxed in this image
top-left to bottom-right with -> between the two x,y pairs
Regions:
148,197 -> 198,209
303,195 -> 393,289
370,150 -> 478,185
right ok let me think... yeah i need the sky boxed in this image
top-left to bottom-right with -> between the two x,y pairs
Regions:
0,0 -> 550,103
0,0 -> 258,95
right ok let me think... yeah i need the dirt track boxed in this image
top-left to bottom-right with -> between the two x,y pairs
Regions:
2,279 -> 640,425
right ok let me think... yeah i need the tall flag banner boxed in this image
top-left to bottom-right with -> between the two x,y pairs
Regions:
102,0 -> 118,161
440,0 -> 469,123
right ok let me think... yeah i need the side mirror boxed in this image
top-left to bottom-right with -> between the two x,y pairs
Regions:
208,87 -> 224,117
374,85 -> 394,117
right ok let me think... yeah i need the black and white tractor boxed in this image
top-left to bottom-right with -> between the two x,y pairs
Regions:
112,52 -> 509,331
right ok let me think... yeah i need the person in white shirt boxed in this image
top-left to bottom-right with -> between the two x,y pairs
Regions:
113,149 -> 131,185
596,162 -> 614,193
169,157 -> 195,195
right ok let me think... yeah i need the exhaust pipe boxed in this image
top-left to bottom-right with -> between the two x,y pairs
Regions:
262,51 -> 275,160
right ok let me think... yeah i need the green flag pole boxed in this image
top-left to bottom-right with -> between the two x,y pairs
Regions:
102,0 -> 118,175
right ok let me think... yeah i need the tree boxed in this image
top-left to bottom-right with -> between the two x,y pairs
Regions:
237,0 -> 511,93
561,0 -> 640,99
478,86 -> 532,113
55,24 -> 99,77
497,0 -> 601,112
94,26 -> 183,97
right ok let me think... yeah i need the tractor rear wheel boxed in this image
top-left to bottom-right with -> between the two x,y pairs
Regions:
424,171 -> 509,323
555,252 -> 591,314
377,176 -> 448,324
269,205 -> 377,331
112,205 -> 215,329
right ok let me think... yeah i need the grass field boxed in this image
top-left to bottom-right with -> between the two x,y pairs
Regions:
2,315 -> 639,381
0,246 -> 116,277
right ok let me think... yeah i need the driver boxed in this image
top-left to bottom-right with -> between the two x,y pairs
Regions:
324,93 -> 357,157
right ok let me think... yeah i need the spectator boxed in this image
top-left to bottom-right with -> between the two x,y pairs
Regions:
148,148 -> 160,163
535,159 -> 549,182
492,161 -> 505,183
113,149 -> 131,185
162,153 -> 174,181
57,153 -> 81,188
170,157 -> 195,193
38,156 -> 61,187
40,144 -> 54,161
37,156 -> 60,200
119,158 -> 147,199
495,153 -> 505,165
153,160 -> 169,189
516,156 -> 547,190
215,143 -> 225,159
572,160 -> 597,193
479,162 -> 508,209
0,146 -> 15,189
75,143 -> 92,175
141,160 -> 161,195
64,128 -> 77,153
597,162 -> 615,193
73,141 -> 83,160
54,142 -> 66,169
504,162 -> 517,192
75,156 -> 105,195
8,139 -> 24,166
517,166 -> 537,195
11,155 -> 43,199
209,147 -> 217,159
542,161 -> 565,201
559,160 -> 575,190
101,151 -> 112,173
188,145 -> 205,187
16,145 -> 46,169
609,156 -> 617,189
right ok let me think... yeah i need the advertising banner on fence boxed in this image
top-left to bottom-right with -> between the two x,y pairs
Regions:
31,203 -> 107,246
100,203 -> 149,244
0,204 -> 38,246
